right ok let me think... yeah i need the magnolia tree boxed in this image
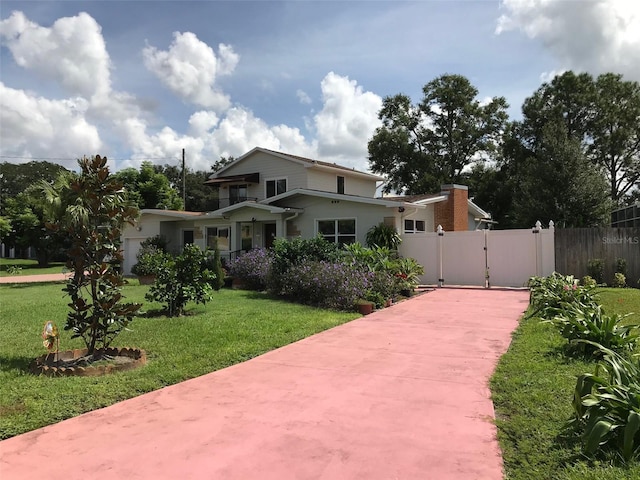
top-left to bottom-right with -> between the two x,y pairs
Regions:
48,155 -> 141,355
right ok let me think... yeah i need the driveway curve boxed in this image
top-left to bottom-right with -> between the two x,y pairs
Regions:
0,288 -> 528,480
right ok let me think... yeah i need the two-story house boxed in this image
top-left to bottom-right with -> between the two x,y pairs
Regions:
121,147 -> 490,274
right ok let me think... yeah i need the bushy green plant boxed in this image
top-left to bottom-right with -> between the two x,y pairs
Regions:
392,257 -> 424,292
207,248 -> 225,291
544,302 -> 639,356
278,260 -> 372,311
587,258 -> 605,285
581,275 -> 597,288
6,265 -> 22,275
573,343 -> 640,461
146,244 -> 216,317
528,273 -> 597,319
613,272 -> 627,288
228,248 -> 273,291
616,258 -> 628,277
131,245 -> 167,276
365,223 -> 401,250
56,155 -> 141,354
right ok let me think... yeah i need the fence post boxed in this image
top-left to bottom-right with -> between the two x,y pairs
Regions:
532,220 -> 542,277
437,225 -> 444,287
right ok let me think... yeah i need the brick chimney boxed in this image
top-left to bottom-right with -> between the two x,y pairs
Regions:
434,184 -> 468,231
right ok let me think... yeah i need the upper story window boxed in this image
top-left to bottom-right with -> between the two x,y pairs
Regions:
404,219 -> 425,234
337,176 -> 345,194
266,178 -> 287,198
318,219 -> 356,245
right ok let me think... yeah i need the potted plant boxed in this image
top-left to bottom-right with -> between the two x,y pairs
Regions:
131,244 -> 167,284
355,298 -> 375,315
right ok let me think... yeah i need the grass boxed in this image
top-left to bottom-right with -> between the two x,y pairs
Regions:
491,287 -> 640,480
0,258 -> 67,277
0,281 -> 359,439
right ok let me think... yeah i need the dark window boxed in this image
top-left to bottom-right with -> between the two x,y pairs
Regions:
404,220 -> 425,234
266,178 -> 287,198
206,226 -> 229,250
229,184 -> 248,204
318,219 -> 356,245
337,176 -> 345,194
183,230 -> 194,246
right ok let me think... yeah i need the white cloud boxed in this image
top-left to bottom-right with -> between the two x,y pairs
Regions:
296,89 -> 312,105
0,11 -> 111,98
0,82 -> 101,166
313,72 -> 382,167
143,32 -> 238,110
497,0 -> 640,80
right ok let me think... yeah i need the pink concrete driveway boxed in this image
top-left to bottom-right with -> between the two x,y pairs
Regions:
0,288 -> 528,480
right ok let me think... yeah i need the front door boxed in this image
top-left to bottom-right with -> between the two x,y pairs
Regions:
241,223 -> 253,251
183,229 -> 194,247
264,223 -> 277,249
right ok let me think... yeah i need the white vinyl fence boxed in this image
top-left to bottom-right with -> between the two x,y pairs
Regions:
399,222 -> 555,288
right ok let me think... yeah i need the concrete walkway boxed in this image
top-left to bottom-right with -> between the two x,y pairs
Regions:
0,288 -> 528,480
0,272 -> 70,284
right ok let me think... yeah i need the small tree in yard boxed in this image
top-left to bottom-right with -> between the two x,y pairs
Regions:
50,155 -> 141,356
146,244 -> 216,317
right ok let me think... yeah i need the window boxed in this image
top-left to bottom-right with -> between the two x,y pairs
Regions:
318,219 -> 356,245
337,176 -> 345,194
229,184 -> 248,204
404,219 -> 426,234
206,226 -> 230,250
182,229 -> 194,246
266,178 -> 287,198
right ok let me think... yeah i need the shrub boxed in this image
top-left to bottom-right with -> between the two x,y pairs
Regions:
587,258 -> 605,285
205,248 -> 225,291
365,223 -> 401,250
146,244 -> 216,317
543,302 -> 639,357
612,272 -> 627,288
528,273 -> 597,319
581,275 -> 597,288
228,248 -> 273,291
573,343 -> 640,461
279,260 -> 372,311
131,245 -> 167,277
615,257 -> 628,277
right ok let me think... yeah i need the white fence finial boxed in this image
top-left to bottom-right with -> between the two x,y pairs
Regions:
437,225 -> 444,235
548,220 -> 554,230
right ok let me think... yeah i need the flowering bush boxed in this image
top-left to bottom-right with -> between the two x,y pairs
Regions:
528,272 -> 598,319
228,248 -> 273,291
279,260 -> 373,310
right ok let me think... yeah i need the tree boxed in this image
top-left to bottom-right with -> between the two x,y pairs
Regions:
51,155 -> 141,355
503,120 -> 610,228
211,155 -> 235,173
0,161 -> 68,216
114,161 -> 183,210
368,74 -> 508,194
153,164 -> 218,211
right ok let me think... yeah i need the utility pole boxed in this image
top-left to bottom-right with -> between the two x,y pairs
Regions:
182,148 -> 186,210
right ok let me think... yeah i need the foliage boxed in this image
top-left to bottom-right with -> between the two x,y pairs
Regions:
153,164 -> 219,211
228,248 -> 273,291
131,245 -> 168,277
269,236 -> 341,294
582,275 -> 597,288
0,283 -> 358,439
544,302 -> 639,357
393,257 -> 424,291
613,273 -> 627,289
0,216 -> 11,241
587,259 -> 605,284
52,155 -> 141,354
114,161 -> 183,210
146,244 -> 216,317
278,260 -> 373,311
491,287 -> 640,479
365,223 -> 401,250
528,272 -> 597,319
211,155 -> 236,173
616,258 -> 628,277
207,248 -> 226,291
368,73 -> 508,194
6,265 -> 22,275
573,343 -> 640,461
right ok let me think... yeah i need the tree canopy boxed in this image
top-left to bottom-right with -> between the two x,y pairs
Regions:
368,74 -> 508,194
114,161 -> 183,211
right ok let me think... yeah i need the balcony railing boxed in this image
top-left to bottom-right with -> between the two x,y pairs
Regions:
212,196 -> 258,210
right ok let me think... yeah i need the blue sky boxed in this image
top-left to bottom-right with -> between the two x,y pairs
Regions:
1,1 -> 638,173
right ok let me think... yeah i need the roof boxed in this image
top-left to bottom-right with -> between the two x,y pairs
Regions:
211,147 -> 384,181
139,209 -> 205,219
262,188 -> 426,209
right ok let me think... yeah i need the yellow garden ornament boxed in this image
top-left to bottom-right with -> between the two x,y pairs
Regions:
42,321 -> 59,351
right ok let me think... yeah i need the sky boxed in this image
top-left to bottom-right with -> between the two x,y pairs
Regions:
1,0 -> 639,174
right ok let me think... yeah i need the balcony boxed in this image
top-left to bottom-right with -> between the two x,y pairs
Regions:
212,196 -> 258,210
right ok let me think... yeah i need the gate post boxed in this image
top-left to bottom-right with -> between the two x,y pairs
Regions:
437,225 -> 444,287
532,220 -> 542,277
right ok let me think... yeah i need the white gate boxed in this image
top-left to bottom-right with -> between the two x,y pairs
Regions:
399,223 -> 555,288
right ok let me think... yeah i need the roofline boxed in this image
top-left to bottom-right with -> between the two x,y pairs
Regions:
468,199 -> 490,218
262,188 -> 426,209
412,195 -> 448,206
139,209 -> 205,219
214,200 -> 304,215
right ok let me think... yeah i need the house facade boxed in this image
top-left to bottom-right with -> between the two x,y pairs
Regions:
121,147 -> 490,274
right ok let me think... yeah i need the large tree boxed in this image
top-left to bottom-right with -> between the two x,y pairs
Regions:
0,161 -> 68,216
368,74 -> 509,194
114,161 -> 183,210
153,164 -> 218,212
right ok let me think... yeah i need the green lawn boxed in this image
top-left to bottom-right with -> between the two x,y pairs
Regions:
491,287 -> 640,480
0,282 -> 358,439
0,258 -> 67,276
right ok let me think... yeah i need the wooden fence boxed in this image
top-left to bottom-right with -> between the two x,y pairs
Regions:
554,228 -> 640,286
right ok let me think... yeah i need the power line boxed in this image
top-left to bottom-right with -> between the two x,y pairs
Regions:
0,155 -> 180,162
